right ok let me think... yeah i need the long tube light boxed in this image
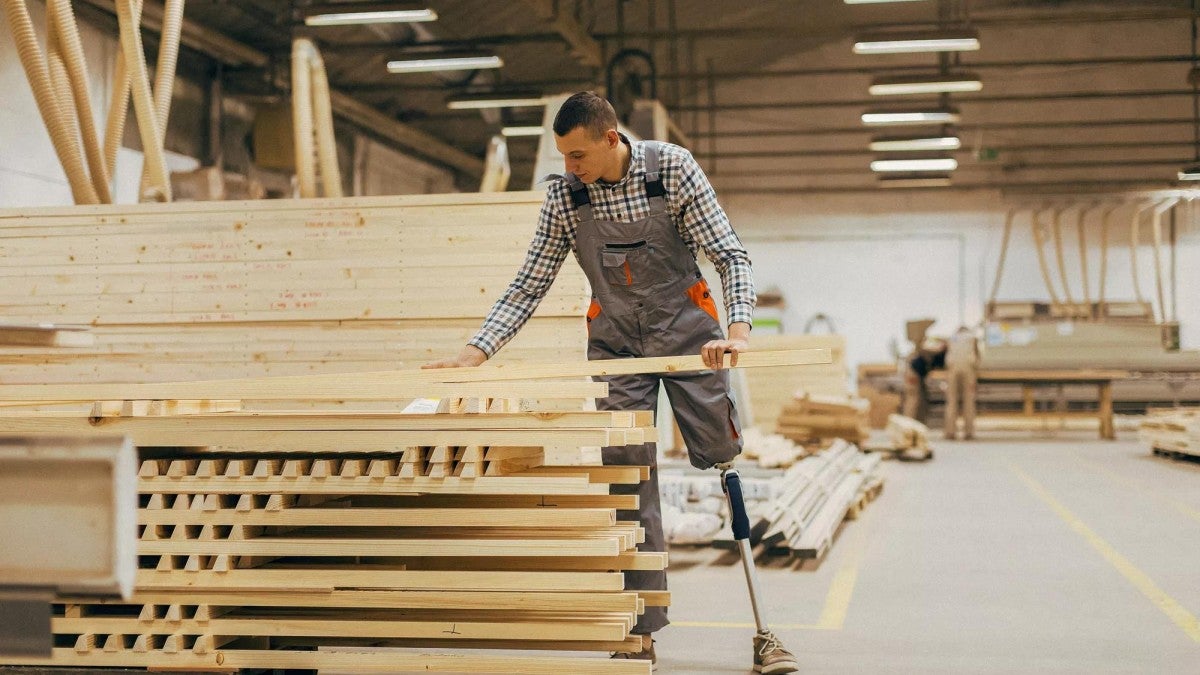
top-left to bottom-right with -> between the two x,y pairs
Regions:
870,135 -> 961,151
854,30 -> 980,54
869,73 -> 982,96
305,9 -> 438,26
861,108 -> 961,125
501,126 -> 546,137
846,0 -> 929,3
871,157 -> 959,172
447,94 -> 546,110
388,56 -> 503,74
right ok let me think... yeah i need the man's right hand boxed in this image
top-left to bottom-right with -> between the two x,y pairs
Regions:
422,345 -> 488,369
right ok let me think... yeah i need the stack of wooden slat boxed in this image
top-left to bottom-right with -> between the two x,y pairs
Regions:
1140,408 -> 1200,459
0,193 -> 588,388
775,392 -> 871,445
0,397 -> 659,674
742,334 -> 849,429
754,440 -> 883,559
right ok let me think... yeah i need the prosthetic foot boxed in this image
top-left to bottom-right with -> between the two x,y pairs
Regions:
717,462 -> 800,674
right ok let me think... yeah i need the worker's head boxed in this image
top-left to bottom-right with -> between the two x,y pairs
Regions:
553,91 -> 622,183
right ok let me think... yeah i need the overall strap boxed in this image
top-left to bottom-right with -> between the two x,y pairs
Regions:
643,142 -> 667,211
565,172 -> 594,222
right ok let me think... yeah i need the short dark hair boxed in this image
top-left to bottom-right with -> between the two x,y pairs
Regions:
553,91 -> 618,139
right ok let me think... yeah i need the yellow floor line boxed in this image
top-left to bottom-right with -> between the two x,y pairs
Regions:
1074,453 -> 1200,525
676,507 -> 870,632
1006,460 -> 1200,643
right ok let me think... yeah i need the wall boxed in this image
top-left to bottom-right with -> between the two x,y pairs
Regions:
719,190 -> 1200,375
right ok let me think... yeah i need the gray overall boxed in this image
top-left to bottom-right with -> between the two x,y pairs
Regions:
567,142 -> 743,634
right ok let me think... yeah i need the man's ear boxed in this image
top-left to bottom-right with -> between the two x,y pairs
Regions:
605,129 -> 620,148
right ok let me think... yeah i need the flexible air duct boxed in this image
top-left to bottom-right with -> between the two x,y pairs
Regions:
140,0 -> 183,195
48,0 -> 111,202
291,38 -> 342,198
116,0 -> 171,201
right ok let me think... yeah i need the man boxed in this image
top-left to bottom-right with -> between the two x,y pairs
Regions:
425,92 -> 798,674
943,326 -> 980,440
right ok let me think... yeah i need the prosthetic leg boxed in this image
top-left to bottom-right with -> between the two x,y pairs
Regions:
718,462 -> 800,674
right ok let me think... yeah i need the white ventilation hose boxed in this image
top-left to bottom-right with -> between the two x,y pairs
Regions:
985,207 -> 1016,309
1030,206 -> 1063,308
292,38 -> 342,198
4,0 -> 99,203
48,0 -> 111,202
104,49 -> 131,178
1128,202 -> 1153,307
116,0 -> 171,201
1149,198 -> 1179,324
1097,203 -> 1118,307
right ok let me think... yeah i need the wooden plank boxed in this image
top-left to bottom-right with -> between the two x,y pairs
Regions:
0,379 -> 608,402
137,507 -> 617,528
137,475 -> 610,496
0,648 -> 653,674
135,568 -> 626,592
136,537 -> 625,557
53,616 -> 632,642
78,589 -> 641,613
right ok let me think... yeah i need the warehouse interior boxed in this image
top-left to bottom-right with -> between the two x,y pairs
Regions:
1,1 -> 1199,674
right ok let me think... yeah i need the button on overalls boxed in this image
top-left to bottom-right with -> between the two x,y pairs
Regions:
566,141 -> 743,634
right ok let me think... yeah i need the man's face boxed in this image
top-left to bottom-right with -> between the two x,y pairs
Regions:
555,126 -> 618,183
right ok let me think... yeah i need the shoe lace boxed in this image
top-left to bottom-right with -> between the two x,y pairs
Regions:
757,629 -> 783,657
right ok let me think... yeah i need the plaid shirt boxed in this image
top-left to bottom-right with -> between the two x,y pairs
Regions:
469,138 -> 756,357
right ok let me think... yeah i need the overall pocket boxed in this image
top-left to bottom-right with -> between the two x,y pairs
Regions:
600,240 -> 647,286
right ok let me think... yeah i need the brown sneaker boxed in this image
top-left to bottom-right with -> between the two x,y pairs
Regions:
753,629 -> 798,674
611,637 -> 656,671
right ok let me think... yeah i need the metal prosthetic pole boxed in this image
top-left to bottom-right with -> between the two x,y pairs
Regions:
717,462 -> 769,632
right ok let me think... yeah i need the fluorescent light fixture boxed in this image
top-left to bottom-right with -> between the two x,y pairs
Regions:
871,157 -> 958,172
878,174 -> 953,188
869,72 -> 981,96
861,108 -> 961,126
305,9 -> 437,26
501,126 -> 545,137
870,135 -> 961,151
1178,163 -> 1200,180
387,55 -> 503,74
447,93 -> 546,110
853,29 -> 980,54
846,0 -> 928,4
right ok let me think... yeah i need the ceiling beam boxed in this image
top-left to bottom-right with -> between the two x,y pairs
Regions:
76,0 -> 482,178
519,0 -> 603,69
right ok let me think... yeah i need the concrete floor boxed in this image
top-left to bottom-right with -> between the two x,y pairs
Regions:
654,433 -> 1200,674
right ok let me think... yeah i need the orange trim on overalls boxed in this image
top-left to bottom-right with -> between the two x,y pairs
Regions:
622,261 -> 633,285
586,299 -> 601,333
686,279 -> 719,322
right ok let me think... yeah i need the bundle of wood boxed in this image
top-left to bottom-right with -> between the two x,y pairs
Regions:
0,193 -> 589,389
740,426 -> 809,469
753,440 -> 883,559
0,396 -> 658,674
775,392 -> 871,445
742,334 -> 850,428
1140,408 -> 1200,459
884,414 -> 934,460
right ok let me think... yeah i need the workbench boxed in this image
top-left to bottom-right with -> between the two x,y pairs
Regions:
930,369 -> 1127,440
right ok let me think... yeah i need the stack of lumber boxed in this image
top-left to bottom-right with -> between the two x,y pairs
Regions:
775,392 -> 871,445
1140,408 -> 1200,459
659,439 -> 884,557
0,350 -> 831,674
0,193 -> 588,388
742,334 -> 849,428
741,426 -> 810,468
882,414 -> 934,460
755,440 -> 882,559
0,401 -> 659,673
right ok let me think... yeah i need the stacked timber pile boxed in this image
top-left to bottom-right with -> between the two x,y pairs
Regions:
741,426 -> 810,468
0,397 -> 655,672
775,392 -> 871,445
0,350 -> 829,674
878,414 -> 935,460
660,439 -> 884,557
0,193 -> 588,389
1140,408 -> 1200,459
754,440 -> 882,559
742,334 -> 849,429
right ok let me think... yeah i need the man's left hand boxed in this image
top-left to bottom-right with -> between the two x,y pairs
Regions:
701,338 -> 748,369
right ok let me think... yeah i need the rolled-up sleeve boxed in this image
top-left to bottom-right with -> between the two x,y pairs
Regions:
672,150 -> 756,326
468,195 -> 572,356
